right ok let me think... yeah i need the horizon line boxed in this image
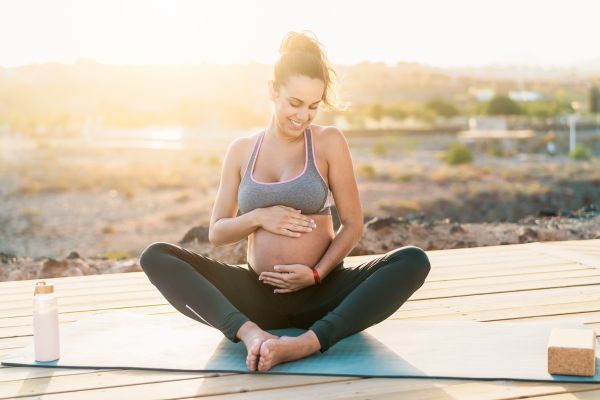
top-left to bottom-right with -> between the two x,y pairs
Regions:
0,58 -> 594,72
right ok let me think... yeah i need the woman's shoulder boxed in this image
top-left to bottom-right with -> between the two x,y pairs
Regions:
311,124 -> 347,151
227,131 -> 262,155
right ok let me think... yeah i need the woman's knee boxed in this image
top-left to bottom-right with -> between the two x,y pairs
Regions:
138,241 -> 175,271
387,245 -> 431,282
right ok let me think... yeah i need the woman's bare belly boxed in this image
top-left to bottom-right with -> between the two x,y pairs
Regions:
247,214 -> 335,275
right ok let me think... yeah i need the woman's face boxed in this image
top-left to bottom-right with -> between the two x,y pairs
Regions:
270,74 -> 325,137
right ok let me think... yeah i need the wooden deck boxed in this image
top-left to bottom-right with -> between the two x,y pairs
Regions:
1,239 -> 599,399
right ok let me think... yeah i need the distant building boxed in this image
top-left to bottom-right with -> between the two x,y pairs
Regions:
469,88 -> 495,101
469,88 -> 543,103
509,90 -> 543,102
459,116 -> 535,155
468,116 -> 507,130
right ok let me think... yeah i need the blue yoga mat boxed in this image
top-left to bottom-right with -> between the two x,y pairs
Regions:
2,310 -> 599,382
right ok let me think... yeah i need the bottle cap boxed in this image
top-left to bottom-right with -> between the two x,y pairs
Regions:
34,281 -> 54,295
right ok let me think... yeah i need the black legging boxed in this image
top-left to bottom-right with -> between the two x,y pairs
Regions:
138,242 -> 431,352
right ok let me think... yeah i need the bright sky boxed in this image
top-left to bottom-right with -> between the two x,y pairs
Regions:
1,0 -> 599,68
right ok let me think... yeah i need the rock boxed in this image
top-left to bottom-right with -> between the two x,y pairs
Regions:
423,220 -> 435,229
578,203 -> 599,218
559,208 -> 575,218
2,207 -> 600,282
67,251 -> 81,259
110,259 -> 141,274
63,266 -> 84,277
538,209 -> 558,217
363,215 -> 376,224
450,223 -> 465,234
518,227 -> 539,243
364,216 -> 401,231
0,252 -> 18,263
7,269 -> 25,281
180,226 -> 210,244
41,258 -> 69,276
408,225 -> 428,240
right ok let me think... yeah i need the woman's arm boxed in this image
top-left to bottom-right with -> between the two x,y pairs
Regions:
210,210 -> 262,247
313,127 -> 364,279
208,138 -> 260,247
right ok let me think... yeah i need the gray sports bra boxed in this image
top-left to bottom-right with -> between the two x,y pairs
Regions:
237,127 -> 333,216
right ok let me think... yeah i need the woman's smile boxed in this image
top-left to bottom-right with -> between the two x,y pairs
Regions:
289,118 -> 306,130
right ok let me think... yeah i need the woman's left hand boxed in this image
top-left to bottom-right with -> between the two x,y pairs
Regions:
259,264 -> 315,293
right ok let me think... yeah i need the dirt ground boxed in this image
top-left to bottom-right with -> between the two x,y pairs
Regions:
1,133 -> 599,263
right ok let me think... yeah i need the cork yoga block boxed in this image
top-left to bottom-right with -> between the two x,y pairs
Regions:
547,328 -> 597,377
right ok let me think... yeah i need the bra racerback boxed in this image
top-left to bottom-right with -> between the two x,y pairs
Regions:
237,126 -> 333,216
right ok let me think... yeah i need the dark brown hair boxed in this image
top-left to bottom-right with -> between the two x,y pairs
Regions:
273,31 -> 337,109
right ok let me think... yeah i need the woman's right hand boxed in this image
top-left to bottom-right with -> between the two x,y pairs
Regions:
254,206 -> 317,237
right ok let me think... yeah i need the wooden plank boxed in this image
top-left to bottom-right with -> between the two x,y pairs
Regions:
515,389 -> 600,399
0,304 -> 175,329
1,287 -> 598,339
2,269 -> 598,318
0,294 -> 169,319
0,370 -> 358,400
2,287 -> 598,337
0,243 -> 590,295
0,363 -> 169,383
0,271 -> 149,289
0,306 -> 178,337
547,239 -> 600,250
3,288 -> 599,339
415,275 -> 600,300
1,240 -> 598,400
1,261 -> 589,304
523,242 -> 600,269
0,262 -> 591,306
176,378 -> 600,400
1,239 -> 594,289
394,299 -> 600,322
426,253 -> 565,267
425,269 -> 600,289
430,264 -> 592,282
0,274 -> 149,296
505,311 -> 600,324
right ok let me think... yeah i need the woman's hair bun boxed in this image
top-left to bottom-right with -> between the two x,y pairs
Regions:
279,31 -> 323,59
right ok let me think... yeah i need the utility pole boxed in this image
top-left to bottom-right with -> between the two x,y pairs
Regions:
568,101 -> 580,154
568,114 -> 577,154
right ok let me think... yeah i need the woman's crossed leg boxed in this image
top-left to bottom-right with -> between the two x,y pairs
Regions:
256,246 -> 431,371
138,241 -> 289,371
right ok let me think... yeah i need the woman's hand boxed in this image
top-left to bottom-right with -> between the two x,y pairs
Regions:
254,206 -> 317,238
259,264 -> 316,293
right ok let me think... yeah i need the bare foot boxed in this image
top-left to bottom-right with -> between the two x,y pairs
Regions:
257,331 -> 321,372
236,321 -> 278,371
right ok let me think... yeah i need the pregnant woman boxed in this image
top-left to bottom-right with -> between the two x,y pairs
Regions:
139,31 -> 431,372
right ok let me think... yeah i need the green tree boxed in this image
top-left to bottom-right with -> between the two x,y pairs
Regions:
485,95 -> 522,116
368,103 -> 384,121
385,105 -> 408,120
570,145 -> 592,161
590,86 -> 600,114
440,142 -> 473,165
425,97 -> 459,118
521,100 -> 573,118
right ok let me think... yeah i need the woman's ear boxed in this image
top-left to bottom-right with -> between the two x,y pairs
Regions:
268,80 -> 278,100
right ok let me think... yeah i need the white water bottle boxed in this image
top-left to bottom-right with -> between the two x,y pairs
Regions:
33,281 -> 60,361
